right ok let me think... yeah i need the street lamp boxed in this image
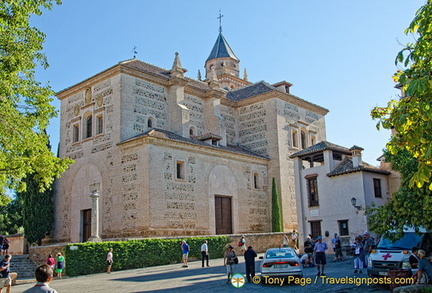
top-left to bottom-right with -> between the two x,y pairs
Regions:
351,197 -> 361,210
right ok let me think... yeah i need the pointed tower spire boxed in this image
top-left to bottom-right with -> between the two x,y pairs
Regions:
169,52 -> 187,78
243,68 -> 248,81
205,13 -> 240,80
197,69 -> 202,81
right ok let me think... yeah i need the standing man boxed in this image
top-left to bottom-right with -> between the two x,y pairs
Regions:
201,240 -> 210,267
0,254 -> 12,293
291,230 -> 298,250
362,232 -> 375,268
304,236 -> 314,263
313,236 -> 328,276
181,240 -> 189,268
106,248 -> 113,274
23,264 -> 58,293
332,233 -> 344,261
244,246 -> 257,282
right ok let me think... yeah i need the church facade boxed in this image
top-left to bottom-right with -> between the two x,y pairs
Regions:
52,31 -> 328,243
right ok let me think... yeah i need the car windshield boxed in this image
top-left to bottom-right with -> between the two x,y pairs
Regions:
266,249 -> 295,259
378,233 -> 422,250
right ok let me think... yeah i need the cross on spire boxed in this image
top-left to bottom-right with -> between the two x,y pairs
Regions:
132,45 -> 138,58
217,10 -> 224,33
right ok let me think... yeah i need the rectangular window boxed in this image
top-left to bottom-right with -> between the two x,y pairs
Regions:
373,178 -> 382,198
253,173 -> 259,189
309,221 -> 322,239
307,176 -> 319,207
292,130 -> 298,148
176,161 -> 185,180
85,115 -> 92,138
338,220 -> 349,236
96,115 -> 103,135
73,124 -> 79,143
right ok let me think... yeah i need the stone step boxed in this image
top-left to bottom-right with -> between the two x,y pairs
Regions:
10,254 -> 38,279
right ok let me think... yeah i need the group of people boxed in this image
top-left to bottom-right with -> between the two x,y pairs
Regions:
0,236 -> 9,256
299,231 -> 375,276
350,231 -> 375,274
224,241 -> 257,284
0,254 -> 60,293
409,247 -> 432,284
45,253 -> 65,279
180,236 -> 256,284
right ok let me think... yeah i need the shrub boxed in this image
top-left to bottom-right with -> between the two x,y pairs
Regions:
65,236 -> 230,276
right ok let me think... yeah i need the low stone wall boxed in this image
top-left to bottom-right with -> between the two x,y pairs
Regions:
227,232 -> 289,253
393,284 -> 432,292
29,244 -> 66,267
5,234 -> 27,255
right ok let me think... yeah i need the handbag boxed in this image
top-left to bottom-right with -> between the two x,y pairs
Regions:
233,256 -> 239,264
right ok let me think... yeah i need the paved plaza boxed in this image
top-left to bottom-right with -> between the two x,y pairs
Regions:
13,254 -> 391,293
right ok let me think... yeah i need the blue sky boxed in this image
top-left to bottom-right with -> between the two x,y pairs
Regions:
31,0 -> 423,165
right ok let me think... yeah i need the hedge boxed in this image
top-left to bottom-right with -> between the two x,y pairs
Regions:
64,236 -> 230,276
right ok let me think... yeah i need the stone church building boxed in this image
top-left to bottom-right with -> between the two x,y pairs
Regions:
53,30 -> 328,243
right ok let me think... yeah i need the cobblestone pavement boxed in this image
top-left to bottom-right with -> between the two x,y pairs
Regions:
13,254 -> 393,293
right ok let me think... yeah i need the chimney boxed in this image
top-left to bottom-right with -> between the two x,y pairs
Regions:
350,145 -> 364,168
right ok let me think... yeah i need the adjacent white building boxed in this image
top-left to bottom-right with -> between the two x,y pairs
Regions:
290,142 -> 391,249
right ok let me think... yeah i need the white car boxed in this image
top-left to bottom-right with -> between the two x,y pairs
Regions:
260,247 -> 303,279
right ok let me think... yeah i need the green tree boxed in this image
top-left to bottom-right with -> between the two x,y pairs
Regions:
271,178 -> 283,232
366,149 -> 432,240
16,173 -> 54,245
0,0 -> 72,194
371,1 -> 432,190
0,194 -> 24,235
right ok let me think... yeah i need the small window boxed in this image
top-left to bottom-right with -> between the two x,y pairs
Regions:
253,173 -> 259,189
373,178 -> 382,198
73,124 -> 79,143
292,130 -> 298,148
307,176 -> 319,207
96,115 -> 103,135
147,118 -> 153,128
211,139 -> 218,146
85,115 -> 92,138
189,127 -> 194,137
176,161 -> 185,180
311,136 -> 316,146
338,220 -> 349,236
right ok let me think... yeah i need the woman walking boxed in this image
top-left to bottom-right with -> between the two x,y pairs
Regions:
224,245 -> 237,284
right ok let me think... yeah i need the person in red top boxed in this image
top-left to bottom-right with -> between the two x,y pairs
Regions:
46,255 -> 55,270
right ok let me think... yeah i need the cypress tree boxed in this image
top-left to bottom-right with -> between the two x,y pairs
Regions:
272,178 -> 283,232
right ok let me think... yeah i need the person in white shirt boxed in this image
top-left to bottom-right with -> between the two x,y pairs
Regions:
106,248 -> 113,273
201,240 -> 210,267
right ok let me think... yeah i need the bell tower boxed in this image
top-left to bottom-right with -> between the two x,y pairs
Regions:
205,12 -> 250,90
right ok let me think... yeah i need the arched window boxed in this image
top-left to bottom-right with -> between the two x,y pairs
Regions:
147,118 -> 153,128
189,127 -> 195,137
85,115 -> 92,138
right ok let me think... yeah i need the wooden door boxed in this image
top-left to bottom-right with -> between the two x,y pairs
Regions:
82,209 -> 91,242
215,196 -> 232,234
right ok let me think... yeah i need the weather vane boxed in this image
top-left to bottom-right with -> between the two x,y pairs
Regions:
132,46 -> 138,58
217,10 -> 224,33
